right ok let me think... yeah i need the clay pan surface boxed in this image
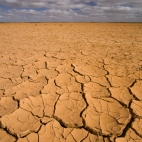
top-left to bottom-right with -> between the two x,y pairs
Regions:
0,23 -> 142,142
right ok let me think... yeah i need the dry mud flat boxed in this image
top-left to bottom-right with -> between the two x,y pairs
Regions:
0,23 -> 142,142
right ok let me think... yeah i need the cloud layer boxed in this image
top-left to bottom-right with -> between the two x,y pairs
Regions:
0,0 -> 142,22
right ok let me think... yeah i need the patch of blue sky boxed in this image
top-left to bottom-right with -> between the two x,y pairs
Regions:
0,5 -> 47,12
119,4 -> 134,8
72,8 -> 85,15
32,7 -> 47,11
86,1 -> 96,6
0,5 -> 12,11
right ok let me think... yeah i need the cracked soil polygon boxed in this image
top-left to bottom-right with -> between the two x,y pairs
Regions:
0,64 -> 23,78
17,133 -> 38,142
41,79 -> 58,94
132,118 -> 142,136
75,74 -> 90,84
84,82 -> 110,98
38,118 -> 104,142
82,133 -> 110,142
73,64 -> 107,77
0,97 -> 17,117
55,73 -> 82,93
0,108 -> 41,138
107,75 -> 135,87
130,80 -> 142,100
115,128 -> 142,142
54,92 -> 86,127
109,87 -> 134,106
42,93 -> 59,117
130,100 -> 142,117
13,77 -> 47,100
55,73 -> 73,87
0,23 -> 142,141
20,93 -> 59,118
83,94 -> 131,136
56,63 -> 73,74
37,68 -> 59,79
0,129 -> 16,142
89,76 -> 110,87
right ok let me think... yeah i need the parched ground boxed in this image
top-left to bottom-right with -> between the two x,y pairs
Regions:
0,23 -> 142,142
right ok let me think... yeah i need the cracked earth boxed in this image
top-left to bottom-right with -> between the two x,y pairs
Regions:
0,23 -> 142,142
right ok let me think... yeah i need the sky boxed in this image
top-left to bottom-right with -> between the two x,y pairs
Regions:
0,0 -> 142,22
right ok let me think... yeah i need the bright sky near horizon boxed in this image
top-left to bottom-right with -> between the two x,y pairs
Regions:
0,0 -> 142,22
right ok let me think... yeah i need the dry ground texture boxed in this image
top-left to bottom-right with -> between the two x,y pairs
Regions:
0,23 -> 142,142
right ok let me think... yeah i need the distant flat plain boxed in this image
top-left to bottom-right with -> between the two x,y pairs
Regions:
0,23 -> 142,142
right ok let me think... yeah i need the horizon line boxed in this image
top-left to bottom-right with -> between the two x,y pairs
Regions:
0,22 -> 142,23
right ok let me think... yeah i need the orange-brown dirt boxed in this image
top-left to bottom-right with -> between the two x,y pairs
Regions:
0,23 -> 142,142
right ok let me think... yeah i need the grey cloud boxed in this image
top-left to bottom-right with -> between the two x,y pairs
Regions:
1,0 -> 85,9
0,0 -> 142,22
96,0 -> 142,6
1,0 -> 142,8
